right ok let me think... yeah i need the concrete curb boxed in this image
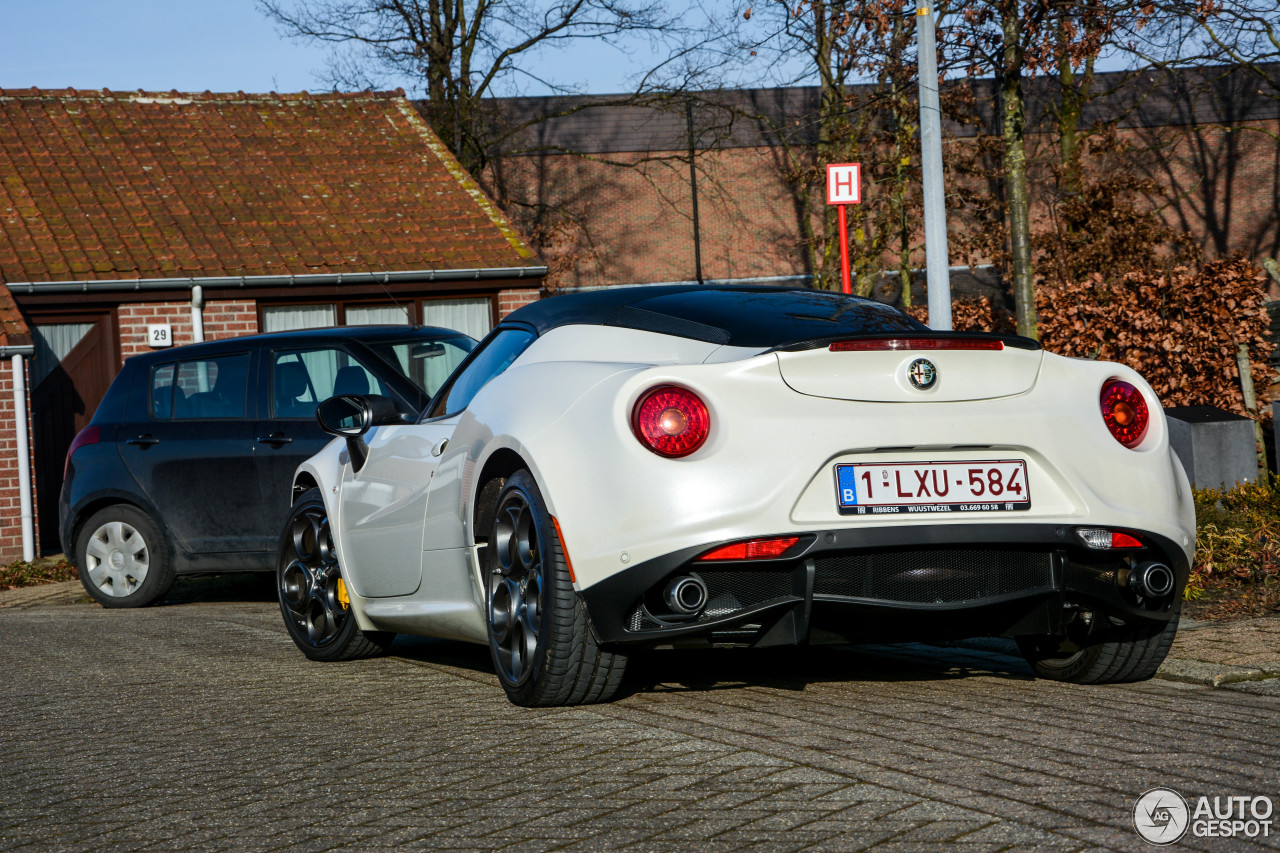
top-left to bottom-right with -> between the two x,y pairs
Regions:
1156,657 -> 1280,687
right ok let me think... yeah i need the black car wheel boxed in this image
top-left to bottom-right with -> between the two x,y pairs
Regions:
277,488 -> 393,661
1017,606 -> 1180,684
485,470 -> 626,706
75,505 -> 175,608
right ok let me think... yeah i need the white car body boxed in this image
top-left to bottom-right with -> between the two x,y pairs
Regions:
283,285 -> 1195,702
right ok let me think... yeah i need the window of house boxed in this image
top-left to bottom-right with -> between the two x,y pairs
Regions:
261,304 -> 337,332
30,322 -> 95,388
260,298 -> 492,338
346,304 -> 412,326
421,298 -> 492,341
151,354 -> 251,420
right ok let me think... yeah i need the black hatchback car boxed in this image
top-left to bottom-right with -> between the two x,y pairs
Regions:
59,325 -> 476,607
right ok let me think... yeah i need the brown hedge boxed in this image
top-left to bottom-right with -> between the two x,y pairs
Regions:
906,258 -> 1272,414
1035,258 -> 1272,414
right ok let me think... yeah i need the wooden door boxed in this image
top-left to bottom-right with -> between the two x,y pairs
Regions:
30,314 -> 117,551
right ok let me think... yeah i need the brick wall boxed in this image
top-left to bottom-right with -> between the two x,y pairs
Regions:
497,288 -> 541,318
490,118 -> 1280,291
118,300 -> 259,358
491,147 -> 808,290
0,358 -> 37,561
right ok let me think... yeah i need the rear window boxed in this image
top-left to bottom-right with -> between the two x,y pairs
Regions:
151,353 -> 250,420
612,289 -> 927,348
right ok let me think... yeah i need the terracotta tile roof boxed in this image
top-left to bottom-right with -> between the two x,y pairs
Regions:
0,89 -> 540,285
0,285 -> 30,348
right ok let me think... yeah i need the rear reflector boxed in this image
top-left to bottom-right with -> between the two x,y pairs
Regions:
697,536 -> 801,562
830,338 -> 1004,352
551,516 -> 576,583
1076,528 -> 1145,550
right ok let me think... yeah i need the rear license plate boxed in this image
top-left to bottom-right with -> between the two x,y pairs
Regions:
835,460 -> 1031,515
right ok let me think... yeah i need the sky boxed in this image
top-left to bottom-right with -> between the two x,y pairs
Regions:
0,0 -> 659,96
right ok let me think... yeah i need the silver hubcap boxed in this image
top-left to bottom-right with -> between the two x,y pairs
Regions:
488,493 -> 543,686
84,521 -> 149,597
279,504 -> 348,647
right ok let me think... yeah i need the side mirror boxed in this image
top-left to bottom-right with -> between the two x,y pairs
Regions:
315,394 -> 370,437
315,395 -> 408,471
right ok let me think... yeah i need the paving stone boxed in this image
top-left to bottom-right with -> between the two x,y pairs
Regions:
1,589 -> 1278,851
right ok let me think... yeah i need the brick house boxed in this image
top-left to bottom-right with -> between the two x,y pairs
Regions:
484,63 -> 1280,296
0,89 -> 545,556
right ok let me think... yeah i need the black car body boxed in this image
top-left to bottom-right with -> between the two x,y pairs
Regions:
59,325 -> 475,606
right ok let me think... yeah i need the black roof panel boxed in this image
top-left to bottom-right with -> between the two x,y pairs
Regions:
503,285 -> 930,348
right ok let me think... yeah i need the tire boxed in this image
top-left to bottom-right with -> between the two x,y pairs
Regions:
485,470 -> 626,706
277,488 -> 393,662
75,505 -> 175,608
1017,606 -> 1180,684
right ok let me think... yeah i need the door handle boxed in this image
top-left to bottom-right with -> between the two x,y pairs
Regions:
431,438 -> 449,457
126,435 -> 160,447
256,433 -> 294,447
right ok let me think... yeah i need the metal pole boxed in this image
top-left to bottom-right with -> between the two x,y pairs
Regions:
686,99 -> 704,285
917,4 -> 953,330
838,205 -> 852,294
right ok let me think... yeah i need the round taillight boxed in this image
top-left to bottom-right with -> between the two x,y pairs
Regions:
1100,379 -> 1149,448
632,385 -> 710,458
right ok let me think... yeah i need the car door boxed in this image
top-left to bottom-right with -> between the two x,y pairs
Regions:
252,344 -> 413,553
337,418 -> 458,599
337,327 -> 537,602
117,350 -> 265,557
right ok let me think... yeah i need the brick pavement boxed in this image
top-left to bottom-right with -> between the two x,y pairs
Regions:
0,581 -> 1277,851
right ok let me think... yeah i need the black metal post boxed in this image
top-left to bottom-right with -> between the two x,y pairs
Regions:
686,98 -> 704,285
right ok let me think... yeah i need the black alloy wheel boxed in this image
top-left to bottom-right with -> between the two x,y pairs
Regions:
485,470 -> 626,706
277,488 -> 392,661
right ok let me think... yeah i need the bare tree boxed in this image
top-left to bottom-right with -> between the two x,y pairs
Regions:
258,0 -> 692,176
718,1 -> 928,295
943,0 -> 1159,337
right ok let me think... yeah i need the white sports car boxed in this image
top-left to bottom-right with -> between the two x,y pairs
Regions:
276,285 -> 1195,706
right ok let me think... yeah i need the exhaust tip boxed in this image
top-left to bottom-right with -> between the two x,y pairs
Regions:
1130,562 -> 1175,599
663,574 -> 709,616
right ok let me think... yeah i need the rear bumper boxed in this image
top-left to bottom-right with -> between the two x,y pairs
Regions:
579,522 -> 1188,647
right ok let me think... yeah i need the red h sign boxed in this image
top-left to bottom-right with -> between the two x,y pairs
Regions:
826,163 -> 861,205
825,163 -> 861,294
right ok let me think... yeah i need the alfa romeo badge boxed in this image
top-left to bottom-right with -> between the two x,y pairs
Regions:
907,357 -> 938,390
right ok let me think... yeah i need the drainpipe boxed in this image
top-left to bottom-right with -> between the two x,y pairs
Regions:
190,284 -> 205,343
9,351 -> 35,561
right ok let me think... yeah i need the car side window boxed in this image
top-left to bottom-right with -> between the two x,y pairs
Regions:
427,328 -> 536,419
150,353 -> 251,420
271,347 -> 387,419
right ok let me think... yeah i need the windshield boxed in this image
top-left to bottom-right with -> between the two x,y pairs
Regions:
366,334 -> 476,399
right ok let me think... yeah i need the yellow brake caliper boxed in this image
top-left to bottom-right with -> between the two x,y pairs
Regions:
336,576 -> 350,610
